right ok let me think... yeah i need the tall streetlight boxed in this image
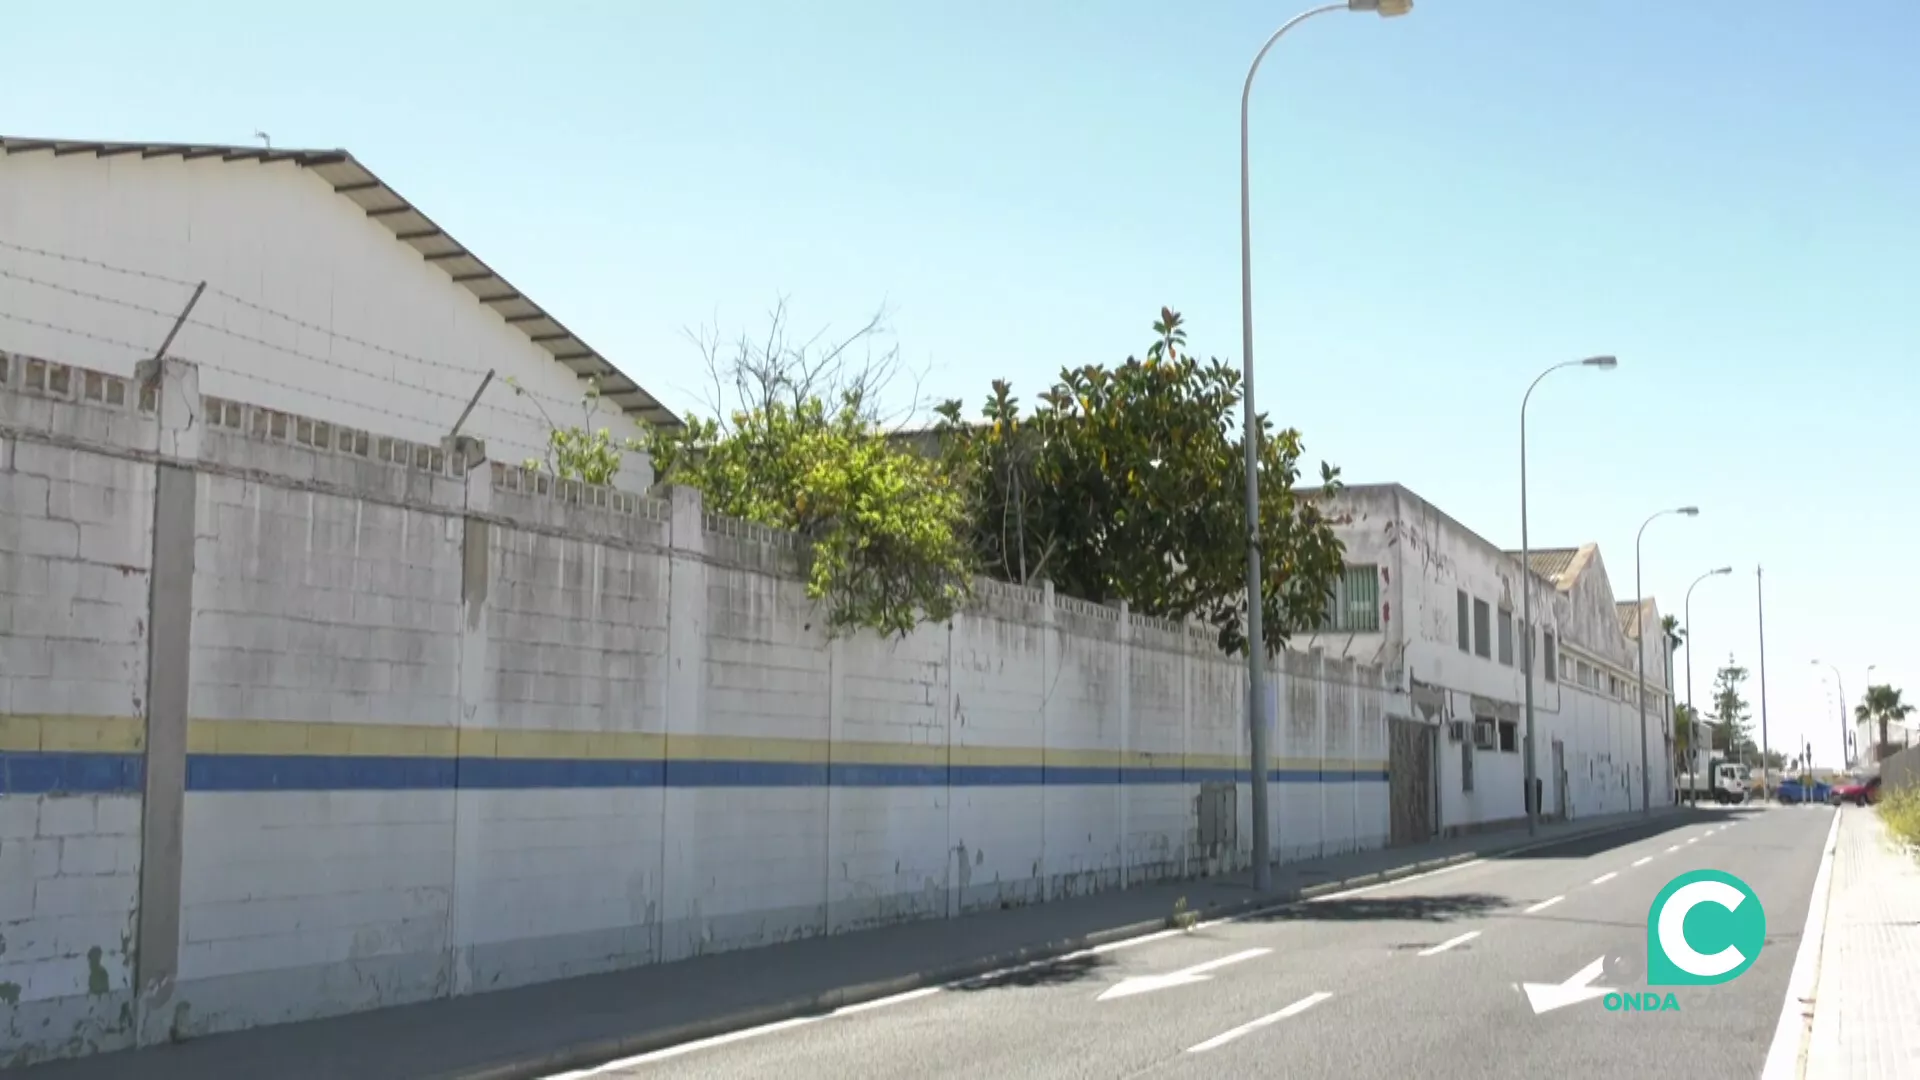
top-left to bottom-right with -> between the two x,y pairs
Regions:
1635,506 -> 1700,814
1518,355 -> 1618,834
1682,567 -> 1732,802
1812,661 -> 1846,770
1238,0 -> 1411,892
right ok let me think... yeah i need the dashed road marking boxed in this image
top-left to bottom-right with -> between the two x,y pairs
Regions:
1591,872 -> 1618,886
1187,992 -> 1334,1052
1417,931 -> 1481,957
1524,895 -> 1564,914
1632,856 -> 1653,868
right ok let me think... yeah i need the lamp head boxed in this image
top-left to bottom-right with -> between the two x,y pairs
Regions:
1350,0 -> 1414,15
1711,566 -> 1732,575
1677,506 -> 1701,517
1582,355 -> 1619,369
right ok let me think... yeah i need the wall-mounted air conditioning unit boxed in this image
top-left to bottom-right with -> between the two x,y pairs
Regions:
1446,719 -> 1467,743
1473,719 -> 1498,750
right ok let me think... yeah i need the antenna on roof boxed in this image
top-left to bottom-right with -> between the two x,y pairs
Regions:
254,130 -> 272,149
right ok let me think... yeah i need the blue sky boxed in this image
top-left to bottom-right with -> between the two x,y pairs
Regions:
10,0 -> 1915,767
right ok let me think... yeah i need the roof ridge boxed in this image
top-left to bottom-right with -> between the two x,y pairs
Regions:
0,135 -> 681,429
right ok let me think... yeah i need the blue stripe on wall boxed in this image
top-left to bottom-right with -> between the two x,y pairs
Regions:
0,751 -> 145,795
0,751 -> 1390,795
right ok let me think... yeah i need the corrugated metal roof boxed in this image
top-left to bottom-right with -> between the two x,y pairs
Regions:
0,136 -> 680,428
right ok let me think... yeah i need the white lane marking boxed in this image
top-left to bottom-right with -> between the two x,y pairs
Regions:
1187,992 -> 1334,1052
1417,931 -> 1481,957
1632,856 -> 1653,868
1666,845 -> 1682,853
1097,947 -> 1272,1001
1591,872 -> 1618,886
1524,895 -> 1564,914
1760,809 -> 1842,1079
1687,837 -> 1700,845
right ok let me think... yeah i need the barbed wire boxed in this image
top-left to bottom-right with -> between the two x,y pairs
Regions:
0,237 -> 201,289
0,261 -> 598,424
0,303 -> 556,453
0,238 -> 613,420
0,309 -> 154,355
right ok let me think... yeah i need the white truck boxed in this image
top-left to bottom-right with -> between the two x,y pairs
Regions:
1677,750 -> 1749,804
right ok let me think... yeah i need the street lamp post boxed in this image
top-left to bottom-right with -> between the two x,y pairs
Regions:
1238,0 -> 1410,892
1814,660 -> 1849,769
1683,567 -> 1732,803
1635,506 -> 1700,815
1518,356 -> 1618,835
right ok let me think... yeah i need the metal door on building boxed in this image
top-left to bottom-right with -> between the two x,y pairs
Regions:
1387,717 -> 1434,846
1552,739 -> 1568,820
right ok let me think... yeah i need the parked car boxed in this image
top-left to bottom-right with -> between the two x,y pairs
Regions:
1776,778 -> 1832,804
1830,775 -> 1882,806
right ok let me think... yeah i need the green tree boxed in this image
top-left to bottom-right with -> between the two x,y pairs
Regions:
505,376 -> 642,485
1711,656 -> 1753,754
526,300 -> 972,638
1661,614 -> 1684,657
935,307 -> 1346,656
1855,684 -> 1915,763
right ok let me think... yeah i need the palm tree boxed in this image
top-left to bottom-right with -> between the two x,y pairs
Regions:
1855,684 -> 1915,762
1662,614 -> 1684,657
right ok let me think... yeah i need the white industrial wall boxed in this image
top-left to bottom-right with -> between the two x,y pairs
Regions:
0,365 -> 152,1057
0,353 -> 1393,1065
0,149 -> 629,472
1323,485 -> 1673,834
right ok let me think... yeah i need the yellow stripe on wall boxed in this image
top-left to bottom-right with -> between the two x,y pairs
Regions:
0,714 -> 145,754
3,715 -> 1387,775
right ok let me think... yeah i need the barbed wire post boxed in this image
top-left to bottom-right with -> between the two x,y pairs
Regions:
143,281 -> 206,389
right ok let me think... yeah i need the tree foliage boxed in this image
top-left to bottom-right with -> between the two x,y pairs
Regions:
523,301 -> 970,639
1711,656 -> 1753,754
1856,683 -> 1915,763
934,308 -> 1347,656
504,376 -> 640,485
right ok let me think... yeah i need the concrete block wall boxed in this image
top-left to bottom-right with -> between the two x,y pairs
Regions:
0,354 -> 153,1063
0,351 -> 1395,1065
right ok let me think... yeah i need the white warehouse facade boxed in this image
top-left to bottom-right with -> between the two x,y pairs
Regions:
0,135 -> 676,474
1308,484 -> 1674,836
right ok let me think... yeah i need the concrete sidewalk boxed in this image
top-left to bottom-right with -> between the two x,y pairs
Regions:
1804,807 -> 1920,1079
15,808 -> 1694,1080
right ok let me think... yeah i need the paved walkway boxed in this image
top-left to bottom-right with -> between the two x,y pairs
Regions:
1804,806 -> 1920,1080
17,808 -> 1693,1080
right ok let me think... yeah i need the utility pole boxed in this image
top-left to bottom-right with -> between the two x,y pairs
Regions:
1756,566 -> 1773,801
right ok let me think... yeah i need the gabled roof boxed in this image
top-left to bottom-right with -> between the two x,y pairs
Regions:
0,136 -> 679,428
1503,542 -> 1598,592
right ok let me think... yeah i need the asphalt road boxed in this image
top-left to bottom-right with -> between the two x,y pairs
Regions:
554,805 -> 1833,1080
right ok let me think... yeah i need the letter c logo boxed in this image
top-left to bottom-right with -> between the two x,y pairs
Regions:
1656,880 -> 1746,978
1646,869 -> 1766,987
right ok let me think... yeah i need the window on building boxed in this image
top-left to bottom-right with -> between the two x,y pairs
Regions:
1498,609 -> 1514,666
1322,565 -> 1381,632
1608,674 -> 1622,698
1473,599 -> 1491,658
1499,720 -> 1518,753
1461,733 -> 1474,792
1457,590 -> 1470,652
1544,631 -> 1558,683
1578,661 -> 1594,688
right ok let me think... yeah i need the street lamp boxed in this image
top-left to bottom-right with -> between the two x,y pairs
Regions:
1518,355 -> 1618,835
1635,506 -> 1699,815
1682,567 -> 1732,803
1238,0 -> 1411,893
1812,660 -> 1847,770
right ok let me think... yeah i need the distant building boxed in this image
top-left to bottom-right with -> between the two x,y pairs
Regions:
1309,484 -> 1673,836
0,135 -> 676,474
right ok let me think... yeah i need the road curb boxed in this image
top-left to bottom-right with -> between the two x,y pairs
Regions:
444,808 -> 1687,1080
